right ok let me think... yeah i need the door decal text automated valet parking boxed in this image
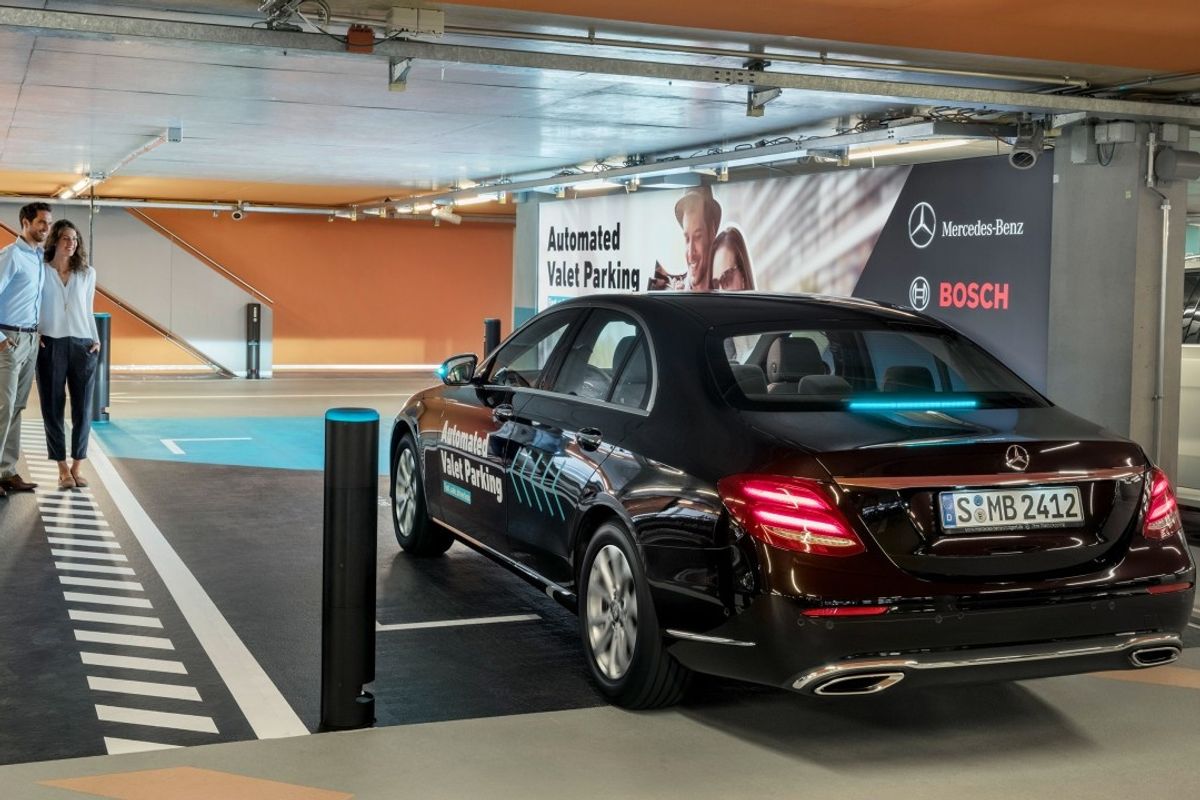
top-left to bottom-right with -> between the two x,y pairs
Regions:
439,422 -> 504,504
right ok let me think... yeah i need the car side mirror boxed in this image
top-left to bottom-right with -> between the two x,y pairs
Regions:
438,353 -> 478,386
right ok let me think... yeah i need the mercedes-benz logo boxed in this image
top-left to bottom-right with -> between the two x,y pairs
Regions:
1004,444 -> 1030,472
908,202 -> 936,249
908,276 -> 931,311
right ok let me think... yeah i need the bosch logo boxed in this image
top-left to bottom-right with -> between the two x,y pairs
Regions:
908,202 -> 936,249
939,281 -> 1010,310
908,276 -> 931,311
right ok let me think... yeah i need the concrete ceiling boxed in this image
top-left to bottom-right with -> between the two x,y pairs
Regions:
0,1 -> 1196,209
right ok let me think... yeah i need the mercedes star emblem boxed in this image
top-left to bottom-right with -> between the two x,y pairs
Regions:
908,202 -> 936,249
1004,444 -> 1031,472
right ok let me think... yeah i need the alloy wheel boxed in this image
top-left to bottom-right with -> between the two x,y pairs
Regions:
585,543 -> 639,680
393,447 -> 418,537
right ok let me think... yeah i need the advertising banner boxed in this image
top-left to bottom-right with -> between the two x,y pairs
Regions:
537,155 -> 1053,388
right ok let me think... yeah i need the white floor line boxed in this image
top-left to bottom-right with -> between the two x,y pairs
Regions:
80,652 -> 186,674
46,526 -> 114,538
51,549 -> 128,562
59,575 -> 144,591
88,434 -> 307,739
375,613 -> 541,632
41,516 -> 110,527
64,592 -> 153,609
115,392 -> 411,400
1189,622 -> 1200,630
70,610 -> 162,628
54,562 -> 137,576
48,537 -> 122,549
95,705 -> 218,734
75,630 -> 174,650
103,737 -> 182,755
88,677 -> 201,702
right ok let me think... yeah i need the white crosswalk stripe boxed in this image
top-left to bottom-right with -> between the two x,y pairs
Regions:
59,575 -> 144,591
74,630 -> 175,650
80,652 -> 187,674
70,610 -> 162,628
51,549 -> 129,562
45,526 -> 114,537
63,592 -> 153,609
48,537 -> 122,549
103,737 -> 182,755
94,705 -> 217,734
88,677 -> 200,702
55,562 -> 138,576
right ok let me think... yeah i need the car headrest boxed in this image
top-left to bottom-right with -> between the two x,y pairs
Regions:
730,364 -> 768,396
882,365 -> 935,392
798,374 -> 852,397
613,335 -> 637,370
767,337 -> 826,382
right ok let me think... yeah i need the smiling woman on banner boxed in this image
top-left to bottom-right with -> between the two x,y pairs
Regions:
711,226 -> 756,291
36,220 -> 101,491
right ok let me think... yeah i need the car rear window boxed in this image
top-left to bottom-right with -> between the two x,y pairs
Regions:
715,323 -> 1048,410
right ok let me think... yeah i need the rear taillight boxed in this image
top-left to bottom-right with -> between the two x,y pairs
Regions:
718,474 -> 865,557
1143,467 -> 1184,541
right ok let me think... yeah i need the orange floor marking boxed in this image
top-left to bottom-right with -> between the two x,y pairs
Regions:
1089,666 -> 1200,690
40,766 -> 353,800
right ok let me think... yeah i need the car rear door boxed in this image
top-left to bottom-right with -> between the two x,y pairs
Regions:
505,309 -> 654,584
430,309 -> 581,550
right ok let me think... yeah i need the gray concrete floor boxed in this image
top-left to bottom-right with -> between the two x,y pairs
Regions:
2,376 -> 1198,799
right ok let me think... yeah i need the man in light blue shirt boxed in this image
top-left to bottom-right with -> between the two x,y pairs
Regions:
0,202 -> 51,497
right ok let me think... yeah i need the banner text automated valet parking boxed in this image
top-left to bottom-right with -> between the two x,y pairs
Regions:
536,155 -> 1053,389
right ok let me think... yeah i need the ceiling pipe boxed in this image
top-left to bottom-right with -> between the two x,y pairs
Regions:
325,14 -> 1090,90
0,195 -> 514,223
359,120 -> 1013,211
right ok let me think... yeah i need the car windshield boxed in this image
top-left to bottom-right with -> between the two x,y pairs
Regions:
714,323 -> 1047,411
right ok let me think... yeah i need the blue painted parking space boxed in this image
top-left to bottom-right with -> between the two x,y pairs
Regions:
92,417 -> 394,473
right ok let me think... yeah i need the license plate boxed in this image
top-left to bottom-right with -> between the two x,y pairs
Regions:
939,487 -> 1084,531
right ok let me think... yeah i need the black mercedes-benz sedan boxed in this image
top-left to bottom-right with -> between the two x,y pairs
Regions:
389,293 -> 1195,708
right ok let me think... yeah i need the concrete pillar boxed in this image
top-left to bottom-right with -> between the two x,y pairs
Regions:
1048,122 -> 1190,477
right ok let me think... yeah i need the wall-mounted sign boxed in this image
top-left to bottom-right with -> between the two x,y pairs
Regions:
537,155 -> 1053,388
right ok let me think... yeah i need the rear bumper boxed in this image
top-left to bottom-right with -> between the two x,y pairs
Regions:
790,632 -> 1182,695
664,586 -> 1195,692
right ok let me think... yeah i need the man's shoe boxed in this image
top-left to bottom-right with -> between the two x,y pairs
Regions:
0,474 -> 37,492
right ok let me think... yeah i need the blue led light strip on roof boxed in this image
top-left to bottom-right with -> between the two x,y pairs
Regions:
848,398 -> 979,412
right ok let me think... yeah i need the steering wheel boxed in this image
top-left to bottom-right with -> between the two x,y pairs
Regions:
574,365 -> 611,399
493,367 -> 530,388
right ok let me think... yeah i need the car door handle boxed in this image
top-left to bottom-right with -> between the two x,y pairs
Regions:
577,427 -> 603,451
492,403 -> 515,423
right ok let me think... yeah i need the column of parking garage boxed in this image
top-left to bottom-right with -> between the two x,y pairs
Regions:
1048,122 -> 1190,477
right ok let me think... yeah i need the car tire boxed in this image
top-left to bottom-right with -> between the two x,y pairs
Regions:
391,434 -> 453,556
579,520 -> 691,709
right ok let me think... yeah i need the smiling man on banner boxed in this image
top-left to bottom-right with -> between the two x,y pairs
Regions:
674,186 -> 722,292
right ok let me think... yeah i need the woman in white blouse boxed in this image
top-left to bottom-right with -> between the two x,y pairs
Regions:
37,220 -> 100,490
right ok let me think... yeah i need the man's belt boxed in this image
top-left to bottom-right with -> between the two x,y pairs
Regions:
0,323 -> 37,333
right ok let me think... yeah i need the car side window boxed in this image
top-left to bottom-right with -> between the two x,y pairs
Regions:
551,312 -> 649,407
487,312 -> 575,389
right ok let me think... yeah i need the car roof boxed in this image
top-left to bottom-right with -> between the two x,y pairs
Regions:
553,292 -> 935,328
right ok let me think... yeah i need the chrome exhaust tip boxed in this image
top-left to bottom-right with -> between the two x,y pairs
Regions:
813,672 -> 906,696
1129,646 -> 1181,668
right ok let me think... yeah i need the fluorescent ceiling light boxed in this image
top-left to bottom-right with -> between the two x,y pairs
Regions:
637,174 -> 703,189
452,193 -> 499,206
572,178 -> 622,192
846,138 -> 975,161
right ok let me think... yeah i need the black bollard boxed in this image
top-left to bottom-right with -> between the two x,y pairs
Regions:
483,317 -> 501,357
320,407 -> 378,731
91,313 -> 111,423
246,303 -> 262,379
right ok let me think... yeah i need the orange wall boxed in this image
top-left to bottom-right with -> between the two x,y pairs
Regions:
140,210 -> 514,365
475,0 -> 1200,72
